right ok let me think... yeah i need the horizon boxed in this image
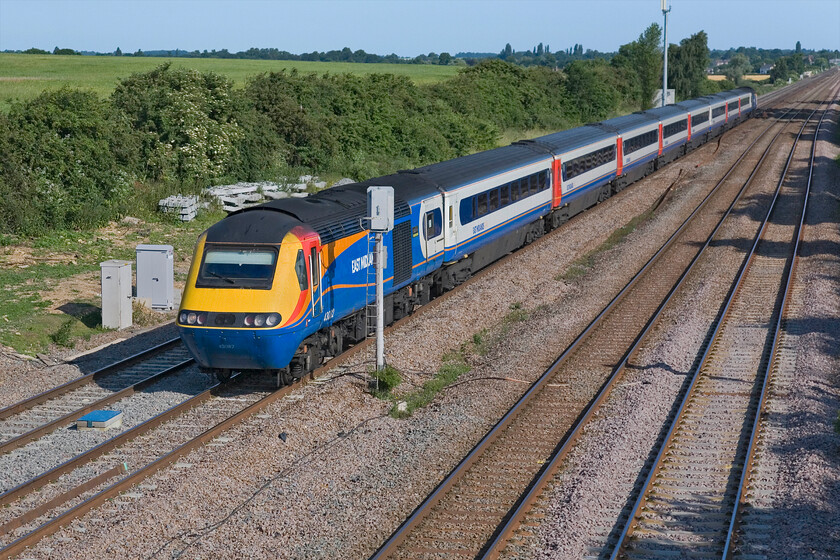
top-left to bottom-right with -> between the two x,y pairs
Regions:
1,0 -> 838,58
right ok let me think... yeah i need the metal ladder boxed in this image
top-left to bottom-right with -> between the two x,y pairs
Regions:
364,232 -> 377,340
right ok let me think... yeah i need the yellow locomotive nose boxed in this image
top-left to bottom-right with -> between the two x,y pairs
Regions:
179,230 -> 309,327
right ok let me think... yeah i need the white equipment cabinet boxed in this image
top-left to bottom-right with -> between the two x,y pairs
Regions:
100,260 -> 132,329
136,244 -> 175,310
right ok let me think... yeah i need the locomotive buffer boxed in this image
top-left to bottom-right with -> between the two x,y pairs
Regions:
365,186 -> 394,373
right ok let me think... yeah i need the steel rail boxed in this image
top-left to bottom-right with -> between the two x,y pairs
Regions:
608,90 -> 833,560
478,81 -> 837,560
0,357 -> 194,455
481,77 -> 837,560
370,73 -> 829,560
721,88 -> 836,559
0,368 -> 314,559
0,337 -> 182,421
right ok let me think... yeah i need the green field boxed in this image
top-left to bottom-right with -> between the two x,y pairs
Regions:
0,54 -> 461,111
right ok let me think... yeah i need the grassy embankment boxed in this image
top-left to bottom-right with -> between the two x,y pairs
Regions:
0,53 -> 459,111
0,210 -> 225,353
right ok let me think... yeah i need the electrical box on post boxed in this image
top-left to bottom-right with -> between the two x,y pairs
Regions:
136,244 -> 175,310
367,186 -> 394,232
100,260 -> 132,330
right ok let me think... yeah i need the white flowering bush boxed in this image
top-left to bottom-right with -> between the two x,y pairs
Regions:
111,64 -> 244,185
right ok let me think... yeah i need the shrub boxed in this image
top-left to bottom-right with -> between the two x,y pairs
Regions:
0,88 -> 137,234
111,63 -> 246,185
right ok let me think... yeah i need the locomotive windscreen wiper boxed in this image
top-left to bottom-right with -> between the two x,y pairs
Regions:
206,270 -> 236,284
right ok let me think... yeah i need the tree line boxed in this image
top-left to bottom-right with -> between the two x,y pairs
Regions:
0,23 -> 736,237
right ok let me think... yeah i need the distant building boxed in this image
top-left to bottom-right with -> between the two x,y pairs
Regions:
830,58 -> 840,67
759,64 -> 774,74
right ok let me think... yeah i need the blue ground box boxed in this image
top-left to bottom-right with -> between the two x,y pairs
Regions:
76,410 -> 123,430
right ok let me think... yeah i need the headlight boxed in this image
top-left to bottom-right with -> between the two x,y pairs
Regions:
266,313 -> 280,327
179,311 -> 188,323
196,313 -> 207,325
243,314 -> 254,327
187,312 -> 197,325
254,314 -> 266,327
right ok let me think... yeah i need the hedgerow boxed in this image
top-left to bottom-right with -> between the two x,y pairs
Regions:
0,59 -> 631,236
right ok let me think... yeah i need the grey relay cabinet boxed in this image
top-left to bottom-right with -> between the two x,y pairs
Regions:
136,244 -> 175,310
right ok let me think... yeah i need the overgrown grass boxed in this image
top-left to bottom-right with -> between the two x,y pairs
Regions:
369,365 -> 403,398
555,205 -> 656,281
0,54 -> 460,111
500,302 -> 530,336
390,351 -> 471,418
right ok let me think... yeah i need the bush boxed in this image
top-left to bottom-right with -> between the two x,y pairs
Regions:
50,319 -> 75,348
0,89 -> 137,234
111,63 -> 248,185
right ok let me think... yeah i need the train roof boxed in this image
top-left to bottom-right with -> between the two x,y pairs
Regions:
596,112 -> 660,134
696,93 -> 728,105
643,105 -> 688,120
732,86 -> 756,95
401,143 -> 551,191
674,98 -> 712,111
532,125 -> 615,153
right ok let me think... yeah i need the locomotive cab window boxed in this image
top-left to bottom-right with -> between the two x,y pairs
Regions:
424,208 -> 442,239
197,245 -> 278,289
294,250 -> 308,291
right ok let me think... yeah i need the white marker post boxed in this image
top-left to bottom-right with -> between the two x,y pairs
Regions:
366,186 -> 394,372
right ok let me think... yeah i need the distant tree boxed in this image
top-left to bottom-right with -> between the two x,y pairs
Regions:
795,40 -> 801,53
770,58 -> 789,83
501,43 -> 513,58
611,23 -> 662,109
667,30 -> 710,100
134,49 -> 144,56
52,46 -> 78,55
725,53 -> 751,83
537,42 -> 544,56
789,52 -> 805,74
439,52 -> 452,65
115,47 -> 122,56
22,47 -> 49,55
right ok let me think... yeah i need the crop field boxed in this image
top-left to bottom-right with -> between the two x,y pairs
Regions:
0,53 -> 461,110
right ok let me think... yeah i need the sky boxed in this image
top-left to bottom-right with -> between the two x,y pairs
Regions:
1,0 -> 838,56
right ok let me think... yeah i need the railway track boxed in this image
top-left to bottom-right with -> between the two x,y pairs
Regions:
606,85 -> 835,560
369,74 -> 838,560
0,339 -> 192,457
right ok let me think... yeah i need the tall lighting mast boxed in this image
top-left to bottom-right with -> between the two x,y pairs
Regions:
662,0 -> 671,107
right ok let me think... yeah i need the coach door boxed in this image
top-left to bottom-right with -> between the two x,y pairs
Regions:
421,196 -> 445,267
300,234 -> 323,323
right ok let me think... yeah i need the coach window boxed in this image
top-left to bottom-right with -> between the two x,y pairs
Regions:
477,192 -> 488,217
424,209 -> 442,239
489,188 -> 500,212
295,250 -> 308,290
500,184 -> 510,206
511,180 -> 521,202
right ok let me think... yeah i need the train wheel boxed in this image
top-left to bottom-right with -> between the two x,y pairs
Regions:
277,368 -> 293,386
216,369 -> 232,383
